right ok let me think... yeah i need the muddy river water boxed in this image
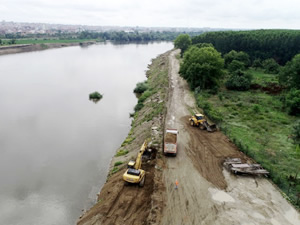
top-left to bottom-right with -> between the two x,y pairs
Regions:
0,42 -> 173,225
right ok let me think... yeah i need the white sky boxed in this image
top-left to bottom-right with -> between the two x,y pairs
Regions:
1,0 -> 300,29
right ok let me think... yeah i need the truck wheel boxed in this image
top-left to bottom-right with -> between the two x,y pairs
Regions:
139,176 -> 145,187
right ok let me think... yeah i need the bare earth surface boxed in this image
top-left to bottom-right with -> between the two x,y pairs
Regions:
77,50 -> 300,225
161,50 -> 300,225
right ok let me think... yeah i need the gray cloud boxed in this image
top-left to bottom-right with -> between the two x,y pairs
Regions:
0,0 -> 299,28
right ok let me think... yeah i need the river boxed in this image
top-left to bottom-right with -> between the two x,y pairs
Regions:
0,42 -> 173,225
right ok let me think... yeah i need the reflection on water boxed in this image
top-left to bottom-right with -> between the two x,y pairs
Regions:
0,42 -> 173,225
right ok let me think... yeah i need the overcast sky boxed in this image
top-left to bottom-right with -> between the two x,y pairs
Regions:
1,0 -> 300,29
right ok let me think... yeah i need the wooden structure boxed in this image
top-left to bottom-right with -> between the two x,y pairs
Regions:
224,158 -> 269,176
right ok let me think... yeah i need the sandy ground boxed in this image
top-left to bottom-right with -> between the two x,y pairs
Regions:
160,50 -> 300,225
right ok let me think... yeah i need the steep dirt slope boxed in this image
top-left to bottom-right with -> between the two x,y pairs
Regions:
77,51 -> 170,225
160,50 -> 300,225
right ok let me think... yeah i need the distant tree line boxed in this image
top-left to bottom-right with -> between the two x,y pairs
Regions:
0,31 -> 204,43
191,30 -> 300,65
174,30 -> 300,116
77,31 -> 203,42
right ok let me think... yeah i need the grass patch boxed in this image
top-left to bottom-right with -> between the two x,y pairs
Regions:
111,166 -> 119,174
248,68 -> 278,86
115,150 -> 129,157
121,137 -> 135,147
114,161 -> 123,166
195,69 -> 300,207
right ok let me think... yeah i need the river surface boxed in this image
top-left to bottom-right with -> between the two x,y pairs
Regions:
0,42 -> 173,225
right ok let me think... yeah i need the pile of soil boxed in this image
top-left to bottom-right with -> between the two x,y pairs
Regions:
164,133 -> 177,143
250,83 -> 283,95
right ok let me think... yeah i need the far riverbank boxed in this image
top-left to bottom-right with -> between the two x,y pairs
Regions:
0,41 -> 96,56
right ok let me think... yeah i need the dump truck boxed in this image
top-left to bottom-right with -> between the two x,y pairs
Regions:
123,140 -> 148,187
164,129 -> 178,156
189,113 -> 217,132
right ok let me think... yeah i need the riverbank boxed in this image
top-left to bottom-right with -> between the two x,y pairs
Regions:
77,51 -> 171,225
0,41 -> 96,56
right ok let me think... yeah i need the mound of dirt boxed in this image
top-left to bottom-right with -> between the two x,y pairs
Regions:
164,133 -> 177,143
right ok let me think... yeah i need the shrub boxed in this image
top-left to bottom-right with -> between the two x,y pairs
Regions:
262,58 -> 280,74
134,102 -> 144,112
225,70 -> 252,91
114,161 -> 123,166
138,90 -> 152,103
115,150 -> 129,157
292,121 -> 300,144
89,91 -> 103,100
228,60 -> 246,73
286,89 -> 300,116
252,59 -> 262,69
134,81 -> 148,94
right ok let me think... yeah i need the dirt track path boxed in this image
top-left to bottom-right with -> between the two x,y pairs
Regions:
161,50 -> 300,225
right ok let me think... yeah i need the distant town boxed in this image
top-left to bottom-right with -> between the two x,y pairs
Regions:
0,20 -> 221,36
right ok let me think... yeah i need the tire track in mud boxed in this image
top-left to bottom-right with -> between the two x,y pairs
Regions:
181,115 -> 248,189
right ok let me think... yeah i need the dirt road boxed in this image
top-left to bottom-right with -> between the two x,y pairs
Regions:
161,50 -> 300,225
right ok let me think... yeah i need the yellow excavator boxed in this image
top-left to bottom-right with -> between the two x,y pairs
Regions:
123,140 -> 147,187
189,113 -> 217,132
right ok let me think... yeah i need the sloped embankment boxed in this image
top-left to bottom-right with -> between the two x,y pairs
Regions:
77,51 -> 171,225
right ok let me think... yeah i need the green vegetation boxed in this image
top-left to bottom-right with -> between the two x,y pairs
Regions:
279,54 -> 300,90
1,31 -> 204,46
174,34 -> 192,57
180,30 -> 300,207
192,30 -> 300,65
133,81 -> 148,94
225,70 -> 252,91
179,46 -> 224,90
111,166 -> 119,174
115,150 -> 129,157
89,92 -> 103,100
114,161 -> 123,166
131,53 -> 169,127
121,137 -> 135,147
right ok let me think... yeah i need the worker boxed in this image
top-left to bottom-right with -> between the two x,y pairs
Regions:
175,179 -> 179,190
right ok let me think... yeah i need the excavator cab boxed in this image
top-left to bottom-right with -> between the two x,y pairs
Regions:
123,141 -> 147,187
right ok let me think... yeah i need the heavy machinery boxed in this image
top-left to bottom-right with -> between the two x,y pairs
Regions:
189,113 -> 217,132
164,129 -> 178,156
123,140 -> 148,187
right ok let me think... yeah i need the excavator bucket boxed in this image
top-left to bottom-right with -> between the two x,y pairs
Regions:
207,124 -> 217,132
203,121 -> 217,132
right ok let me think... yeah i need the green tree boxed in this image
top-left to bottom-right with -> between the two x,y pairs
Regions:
8,39 -> 16,45
228,60 -> 246,73
194,43 -> 214,49
174,34 -> 192,57
224,50 -> 250,68
225,70 -> 252,91
262,58 -> 280,74
252,59 -> 262,69
179,46 -> 224,90
292,121 -> 300,144
279,54 -> 300,89
286,89 -> 300,116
